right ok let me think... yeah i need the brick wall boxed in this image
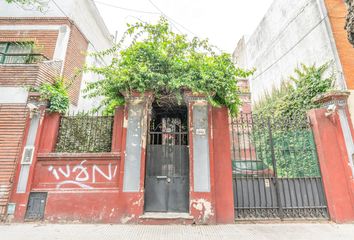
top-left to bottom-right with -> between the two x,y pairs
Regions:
237,79 -> 252,114
0,104 -> 27,220
0,30 -> 59,59
62,24 -> 89,105
324,0 -> 354,90
0,18 -> 90,105
0,60 -> 62,87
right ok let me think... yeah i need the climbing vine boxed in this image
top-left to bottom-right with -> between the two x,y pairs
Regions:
254,63 -> 334,121
251,63 -> 334,177
30,77 -> 70,114
84,17 -> 253,115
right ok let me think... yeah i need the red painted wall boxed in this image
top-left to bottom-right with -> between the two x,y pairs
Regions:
10,98 -> 237,224
212,106 -> 235,223
308,109 -> 354,223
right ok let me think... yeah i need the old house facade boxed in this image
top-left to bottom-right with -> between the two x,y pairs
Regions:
0,0 -> 353,225
0,0 -> 112,219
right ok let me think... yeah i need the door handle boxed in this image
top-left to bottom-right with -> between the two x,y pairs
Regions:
156,176 -> 168,179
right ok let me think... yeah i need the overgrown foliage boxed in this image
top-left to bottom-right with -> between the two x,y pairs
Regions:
84,17 -> 253,115
251,63 -> 333,177
251,116 -> 321,178
55,114 -> 114,153
34,77 -> 69,114
254,63 -> 334,120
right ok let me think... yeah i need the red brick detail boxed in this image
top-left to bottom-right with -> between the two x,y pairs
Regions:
237,79 -> 252,113
324,0 -> 354,90
0,61 -> 62,87
0,104 -> 28,218
0,18 -> 90,104
308,109 -> 354,223
0,30 -> 59,59
63,24 -> 89,105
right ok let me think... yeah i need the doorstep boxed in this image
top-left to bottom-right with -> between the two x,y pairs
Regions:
139,212 -> 193,219
139,212 -> 194,225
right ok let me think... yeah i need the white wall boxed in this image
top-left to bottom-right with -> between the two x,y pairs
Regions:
234,0 -> 343,104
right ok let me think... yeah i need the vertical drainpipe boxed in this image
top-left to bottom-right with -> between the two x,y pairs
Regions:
317,0 -> 347,90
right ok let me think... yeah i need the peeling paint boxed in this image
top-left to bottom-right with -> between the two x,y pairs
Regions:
123,116 -> 128,128
120,214 -> 135,224
191,198 -> 214,223
109,208 -> 115,217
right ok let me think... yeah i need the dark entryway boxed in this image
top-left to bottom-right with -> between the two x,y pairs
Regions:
144,105 -> 189,213
25,192 -> 47,220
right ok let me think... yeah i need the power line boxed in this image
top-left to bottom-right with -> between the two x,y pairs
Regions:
148,0 -> 196,36
252,2 -> 343,80
51,0 -> 67,17
147,0 -> 225,52
94,0 -> 160,15
254,0 -> 314,62
252,18 -> 326,80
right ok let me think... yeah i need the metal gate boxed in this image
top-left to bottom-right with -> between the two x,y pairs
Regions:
231,113 -> 328,219
144,106 -> 189,213
25,192 -> 47,220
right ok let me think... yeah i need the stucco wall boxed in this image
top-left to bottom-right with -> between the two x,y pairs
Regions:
234,0 -> 342,104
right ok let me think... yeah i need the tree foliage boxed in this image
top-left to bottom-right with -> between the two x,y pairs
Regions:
254,63 -> 334,120
84,18 -> 253,115
251,63 -> 333,177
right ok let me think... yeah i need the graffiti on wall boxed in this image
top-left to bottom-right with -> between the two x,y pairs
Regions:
47,160 -> 118,189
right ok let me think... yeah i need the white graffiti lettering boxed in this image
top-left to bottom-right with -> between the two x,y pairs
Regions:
47,160 -> 118,189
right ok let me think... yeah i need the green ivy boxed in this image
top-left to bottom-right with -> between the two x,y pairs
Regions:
254,63 -> 334,120
84,17 -> 253,115
38,77 -> 69,114
251,63 -> 333,177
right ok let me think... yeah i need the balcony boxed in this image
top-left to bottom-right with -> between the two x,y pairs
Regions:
0,52 -> 62,87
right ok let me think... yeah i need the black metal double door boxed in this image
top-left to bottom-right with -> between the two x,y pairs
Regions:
144,132 -> 189,213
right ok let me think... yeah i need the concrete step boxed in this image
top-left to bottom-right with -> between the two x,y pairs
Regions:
139,212 -> 194,225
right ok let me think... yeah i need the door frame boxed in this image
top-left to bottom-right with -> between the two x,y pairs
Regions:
143,105 -> 190,213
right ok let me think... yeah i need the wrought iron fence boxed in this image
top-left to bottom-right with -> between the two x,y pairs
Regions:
231,113 -> 328,220
55,112 -> 114,153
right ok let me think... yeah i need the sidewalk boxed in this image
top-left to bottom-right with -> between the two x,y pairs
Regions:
0,223 -> 353,240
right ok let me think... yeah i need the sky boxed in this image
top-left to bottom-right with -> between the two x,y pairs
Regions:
94,0 -> 273,53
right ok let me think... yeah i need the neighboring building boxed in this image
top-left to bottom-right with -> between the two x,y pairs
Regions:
0,0 -> 112,219
233,0 -> 354,123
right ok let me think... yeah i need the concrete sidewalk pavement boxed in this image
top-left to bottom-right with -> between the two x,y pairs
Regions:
0,223 -> 353,240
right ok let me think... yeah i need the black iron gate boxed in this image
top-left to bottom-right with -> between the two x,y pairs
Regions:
144,106 -> 189,213
231,113 -> 328,219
